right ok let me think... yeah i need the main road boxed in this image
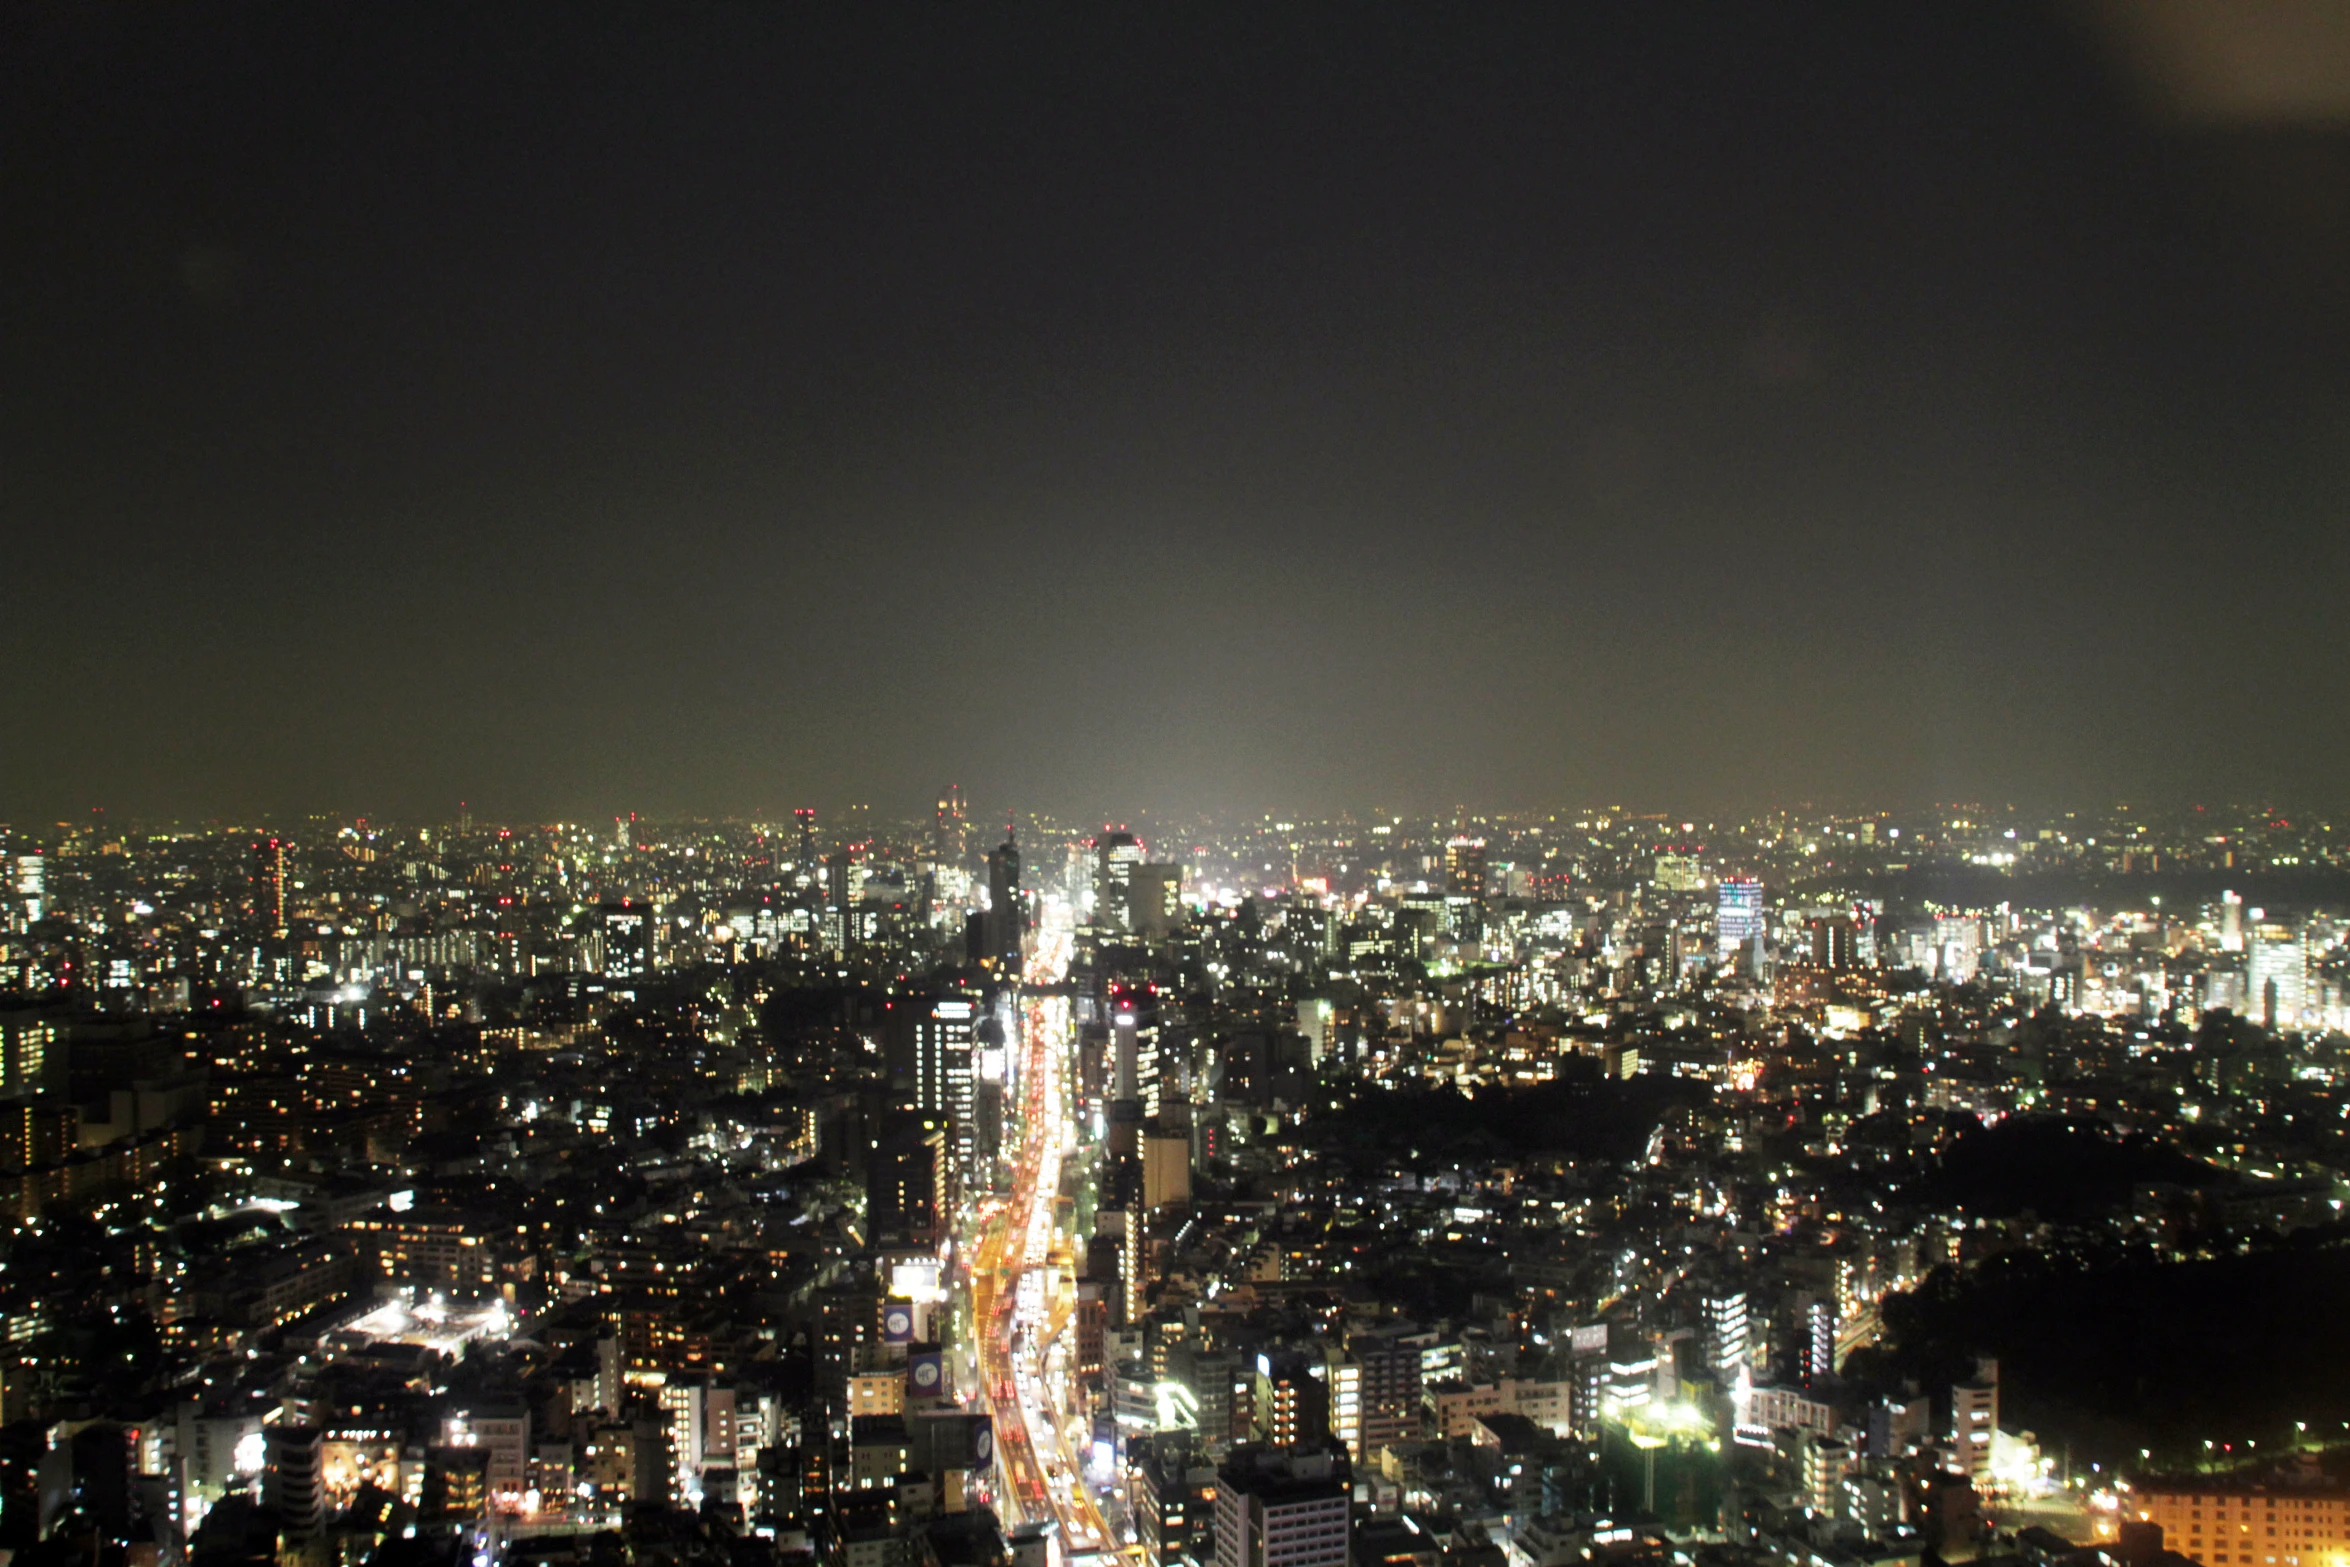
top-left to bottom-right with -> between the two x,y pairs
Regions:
968,901 -> 1117,1563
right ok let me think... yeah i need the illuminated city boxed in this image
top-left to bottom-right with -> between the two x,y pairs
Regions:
2,803 -> 2350,1567
10,5 -> 2350,1567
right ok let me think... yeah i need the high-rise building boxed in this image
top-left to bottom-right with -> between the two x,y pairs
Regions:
1135,1432 -> 1217,1567
265,1425 -> 324,1546
1343,1322 -> 1423,1464
1112,1003 -> 1142,1103
1952,1359 -> 1997,1483
1321,1353 -> 1361,1463
983,829 -> 1024,973
1249,1352 -> 1330,1449
933,785 -> 970,867
1805,1297 -> 1838,1382
1805,917 -> 1855,970
1213,1444 -> 1350,1567
1097,832 -> 1146,932
601,902 -> 650,982
251,837 -> 287,938
13,853 -> 42,924
868,1112 -> 952,1249
823,847 -> 863,955
1717,877 -> 1764,958
915,994 -> 979,1187
1443,836 -> 1488,944
0,1096 -> 75,1171
2249,920 -> 2307,1030
1705,1289 -> 1750,1380
1442,837 -> 1487,902
0,1013 -> 57,1101
2219,889 -> 2245,952
1129,863 -> 1185,939
794,807 -> 818,867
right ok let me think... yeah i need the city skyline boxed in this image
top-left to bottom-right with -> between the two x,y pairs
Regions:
9,8 -> 2350,1563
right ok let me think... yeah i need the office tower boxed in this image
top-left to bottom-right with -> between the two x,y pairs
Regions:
824,849 -> 859,915
1705,1289 -> 1750,1380
1717,877 -> 1764,957
1320,1353 -> 1361,1464
1931,914 -> 1982,984
823,847 -> 860,954
0,1013 -> 56,1100
934,786 -> 969,864
792,806 -> 818,866
14,853 -> 41,923
1213,1444 -> 1350,1567
1443,836 -> 1487,902
1443,835 -> 1487,943
915,994 -> 978,1187
868,1112 -> 952,1248
983,828 -> 1023,972
601,901 -> 650,982
1095,1205 -> 1144,1326
1097,831 -> 1145,932
1130,863 -> 1184,939
1806,917 -> 1854,970
1113,1003 -> 1141,1102
251,837 -> 287,938
2249,920 -> 2307,1030
2220,889 -> 2245,952
1343,1323 -> 1422,1464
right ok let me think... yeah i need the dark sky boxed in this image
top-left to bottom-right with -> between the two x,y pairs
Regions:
8,3 -> 2349,824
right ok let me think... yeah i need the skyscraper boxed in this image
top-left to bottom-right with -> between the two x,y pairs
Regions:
1717,876 -> 1764,958
2249,920 -> 2307,1031
601,901 -> 650,982
867,1111 -> 953,1249
1805,916 -> 1855,970
1443,836 -> 1487,944
1442,836 -> 1487,902
934,785 -> 969,865
1129,863 -> 1185,938
251,837 -> 287,939
983,827 -> 1023,972
1097,831 -> 1145,932
915,993 -> 979,1188
15,853 -> 43,924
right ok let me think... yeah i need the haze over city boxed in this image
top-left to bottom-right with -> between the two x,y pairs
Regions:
10,4 -> 2350,821
8,8 -> 2350,1567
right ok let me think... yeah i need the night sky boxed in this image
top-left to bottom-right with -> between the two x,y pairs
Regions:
8,4 -> 2349,823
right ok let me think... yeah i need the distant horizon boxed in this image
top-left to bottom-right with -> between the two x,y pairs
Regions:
0,794 -> 2336,835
